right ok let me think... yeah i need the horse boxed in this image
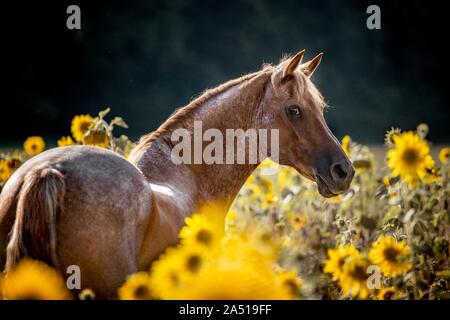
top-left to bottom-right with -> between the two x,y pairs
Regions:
0,50 -> 354,299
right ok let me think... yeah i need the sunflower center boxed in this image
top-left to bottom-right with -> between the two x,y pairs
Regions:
196,230 -> 212,245
134,285 -> 151,299
401,148 -> 419,165
80,122 -> 91,133
351,265 -> 367,281
7,159 -> 20,169
382,290 -> 395,300
338,257 -> 347,267
169,272 -> 180,285
186,255 -> 202,273
383,247 -> 399,262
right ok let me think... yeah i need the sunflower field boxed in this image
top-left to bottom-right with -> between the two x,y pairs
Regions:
1,109 -> 449,300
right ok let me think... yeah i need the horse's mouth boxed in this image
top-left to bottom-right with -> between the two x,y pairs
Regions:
315,175 -> 338,198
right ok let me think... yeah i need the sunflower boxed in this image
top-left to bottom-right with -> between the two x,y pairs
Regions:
78,288 -> 96,300
0,158 -> 21,182
277,167 -> 296,189
71,114 -> 93,142
339,255 -> 372,299
384,127 -> 401,147
57,136 -> 75,147
23,136 -> 45,156
342,135 -> 351,156
83,130 -> 109,148
276,269 -> 302,299
82,130 -> 110,148
149,247 -> 184,298
149,245 -> 208,299
375,286 -> 406,300
225,209 -> 237,223
179,212 -> 225,248
327,195 -> 342,204
416,123 -> 429,138
261,192 -> 278,209
368,236 -> 411,277
118,272 -> 153,300
1,259 -> 71,300
170,261 -> 292,300
387,131 -> 434,187
439,147 -> 450,164
422,166 -> 441,184
323,243 -> 361,281
287,212 -> 308,231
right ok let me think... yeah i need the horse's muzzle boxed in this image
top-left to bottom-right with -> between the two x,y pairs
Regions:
315,159 -> 355,198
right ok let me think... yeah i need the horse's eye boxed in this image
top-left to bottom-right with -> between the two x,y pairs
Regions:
287,105 -> 301,116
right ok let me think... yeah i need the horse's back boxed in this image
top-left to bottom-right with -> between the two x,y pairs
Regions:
0,145 -> 153,298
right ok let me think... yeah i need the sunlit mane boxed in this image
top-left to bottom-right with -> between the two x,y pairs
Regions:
133,58 -> 326,155
134,66 -> 274,151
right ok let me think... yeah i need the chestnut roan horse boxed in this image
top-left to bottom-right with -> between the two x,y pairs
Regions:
0,50 -> 354,298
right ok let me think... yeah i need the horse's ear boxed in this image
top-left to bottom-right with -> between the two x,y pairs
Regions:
300,53 -> 323,77
282,50 -> 305,79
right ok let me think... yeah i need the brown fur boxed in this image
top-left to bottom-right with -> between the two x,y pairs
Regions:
0,51 -> 354,298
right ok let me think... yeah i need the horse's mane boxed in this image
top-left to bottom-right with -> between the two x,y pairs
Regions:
132,56 -> 326,155
133,65 -> 275,152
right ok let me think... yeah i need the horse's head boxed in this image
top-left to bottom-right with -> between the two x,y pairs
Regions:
262,50 -> 354,197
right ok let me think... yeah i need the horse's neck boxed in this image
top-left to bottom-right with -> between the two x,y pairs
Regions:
133,72 -> 270,213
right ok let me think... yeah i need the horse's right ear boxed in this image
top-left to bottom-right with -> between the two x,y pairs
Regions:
282,50 -> 305,79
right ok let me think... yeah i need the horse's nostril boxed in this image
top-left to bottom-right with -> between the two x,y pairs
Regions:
331,162 -> 348,181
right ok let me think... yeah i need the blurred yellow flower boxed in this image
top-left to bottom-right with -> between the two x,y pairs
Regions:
368,235 -> 411,277
118,272 -> 153,300
327,195 -> 342,204
261,192 -> 278,209
71,114 -> 93,142
376,287 -> 395,300
57,136 -> 75,147
287,212 -> 308,230
339,256 -> 372,299
276,269 -> 302,299
387,131 -> 434,187
439,147 -> 450,164
323,243 -> 360,281
225,209 -> 237,223
179,212 -> 225,248
416,123 -> 429,138
342,135 -> 351,156
23,136 -> 45,156
0,158 -> 21,182
83,130 -> 110,148
384,127 -> 401,147
149,247 -> 184,298
422,166 -> 441,184
78,288 -> 96,300
169,260 -> 291,300
149,245 -> 208,299
1,259 -> 71,300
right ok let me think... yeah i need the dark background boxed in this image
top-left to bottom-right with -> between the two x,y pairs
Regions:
3,0 -> 449,146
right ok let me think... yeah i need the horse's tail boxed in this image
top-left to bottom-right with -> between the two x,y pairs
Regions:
5,167 -> 66,271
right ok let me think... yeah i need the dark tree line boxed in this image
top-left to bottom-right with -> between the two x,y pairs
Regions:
3,0 -> 449,144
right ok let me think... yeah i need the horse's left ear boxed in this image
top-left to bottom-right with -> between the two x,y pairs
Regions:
300,53 -> 323,77
282,50 -> 305,79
